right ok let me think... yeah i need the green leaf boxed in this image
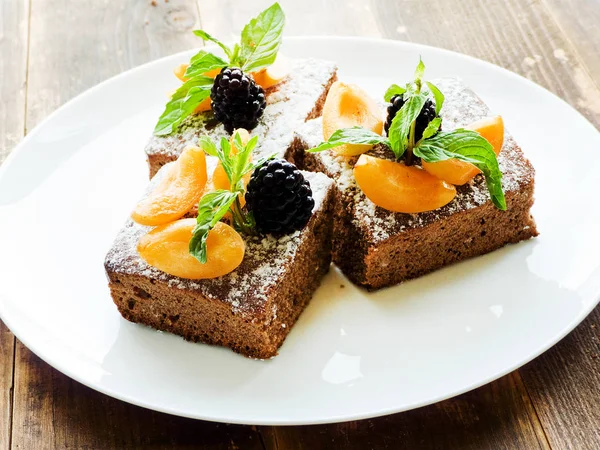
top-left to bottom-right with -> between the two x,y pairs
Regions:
246,151 -> 277,174
387,93 -> 427,159
414,57 -> 425,84
384,84 -> 406,102
414,129 -> 506,210
189,190 -> 238,263
197,135 -> 218,157
308,127 -> 389,153
184,51 -> 227,78
420,117 -> 442,141
426,81 -> 444,115
237,3 -> 285,72
154,82 -> 212,136
193,30 -> 233,60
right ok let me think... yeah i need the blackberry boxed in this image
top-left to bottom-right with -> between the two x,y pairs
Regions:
211,67 -> 266,133
384,95 -> 437,141
245,159 -> 315,235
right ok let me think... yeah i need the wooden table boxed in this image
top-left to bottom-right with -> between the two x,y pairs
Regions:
1,0 -> 599,448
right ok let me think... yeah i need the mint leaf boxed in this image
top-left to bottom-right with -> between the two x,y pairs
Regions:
193,30 -> 233,60
420,116 -> 442,141
197,135 -> 218,157
414,58 -> 425,85
154,78 -> 212,135
426,81 -> 444,115
308,127 -> 389,153
237,3 -> 285,72
387,93 -> 427,159
246,151 -> 277,174
384,84 -> 406,102
184,51 -> 227,78
189,190 -> 238,263
414,129 -> 506,210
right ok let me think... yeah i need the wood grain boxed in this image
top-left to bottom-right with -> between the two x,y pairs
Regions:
0,0 -> 28,164
12,349 -> 263,450
261,373 -> 550,450
543,0 -> 600,95
0,323 -> 15,450
0,0 -> 29,448
196,0 -> 381,38
368,0 -> 600,128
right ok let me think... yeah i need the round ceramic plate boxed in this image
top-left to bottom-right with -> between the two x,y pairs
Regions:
1,37 -> 599,425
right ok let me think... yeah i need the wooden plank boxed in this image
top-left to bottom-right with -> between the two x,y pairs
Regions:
542,0 -> 600,90
369,0 -> 600,128
195,0 -> 381,38
12,349 -> 263,450
261,373 -> 549,450
519,308 -> 600,449
0,0 -> 29,448
11,0 -> 262,448
24,0 -> 202,129
0,323 -> 15,450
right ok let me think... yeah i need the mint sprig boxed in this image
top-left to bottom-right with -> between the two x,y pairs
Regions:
154,3 -> 285,136
189,132 -> 275,262
309,58 -> 506,211
415,130 -> 506,210
388,93 -> 427,160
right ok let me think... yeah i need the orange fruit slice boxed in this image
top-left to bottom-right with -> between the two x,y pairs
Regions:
354,154 -> 456,213
138,219 -> 245,279
252,55 -> 290,90
422,116 -> 504,185
131,145 -> 207,226
322,82 -> 383,156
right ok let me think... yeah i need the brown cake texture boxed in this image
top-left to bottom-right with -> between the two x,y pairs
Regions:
145,58 -> 338,178
104,169 -> 335,359
289,77 -> 538,290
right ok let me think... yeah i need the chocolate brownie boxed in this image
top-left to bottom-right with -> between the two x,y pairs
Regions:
145,58 -> 338,178
289,77 -> 538,290
104,169 -> 335,359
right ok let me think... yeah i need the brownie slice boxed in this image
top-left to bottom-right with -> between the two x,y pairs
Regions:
104,169 -> 335,359
146,58 -> 338,178
289,77 -> 538,290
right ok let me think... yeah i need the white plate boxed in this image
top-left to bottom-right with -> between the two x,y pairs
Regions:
1,37 -> 599,425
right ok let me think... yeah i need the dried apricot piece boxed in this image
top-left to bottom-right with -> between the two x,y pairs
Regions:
322,82 -> 383,156
354,154 -> 456,213
252,55 -> 290,89
138,219 -> 245,279
422,116 -> 504,185
131,145 -> 207,226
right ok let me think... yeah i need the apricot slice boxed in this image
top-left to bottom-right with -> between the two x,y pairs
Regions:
251,55 -> 290,90
422,116 -> 504,185
193,96 -> 212,114
174,65 -> 221,83
354,154 -> 456,213
174,63 -> 189,82
131,145 -> 207,226
322,82 -> 383,156
138,219 -> 245,279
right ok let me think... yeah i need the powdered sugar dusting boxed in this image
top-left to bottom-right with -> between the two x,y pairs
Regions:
294,77 -> 535,243
145,58 -> 337,162
105,169 -> 333,318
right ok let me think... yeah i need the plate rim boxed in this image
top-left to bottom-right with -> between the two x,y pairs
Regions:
1,35 -> 599,425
